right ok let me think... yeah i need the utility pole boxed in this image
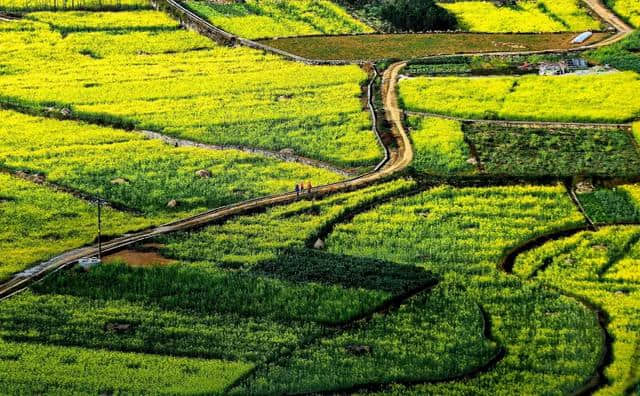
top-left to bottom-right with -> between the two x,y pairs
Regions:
96,198 -> 103,261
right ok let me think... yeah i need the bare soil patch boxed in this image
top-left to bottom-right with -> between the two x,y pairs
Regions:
103,244 -> 176,268
258,32 -> 611,61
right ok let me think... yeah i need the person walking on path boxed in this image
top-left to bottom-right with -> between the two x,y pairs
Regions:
307,181 -> 312,194
295,183 -> 300,197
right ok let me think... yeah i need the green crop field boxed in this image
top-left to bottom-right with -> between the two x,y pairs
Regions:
515,226 -> 640,395
587,31 -> 640,73
399,72 -> 640,123
184,0 -> 373,39
308,185 -> 603,394
465,123 -> 640,178
406,116 -> 475,175
439,0 -> 602,32
0,109 -> 342,216
0,173 -> 153,281
1,1 -> 640,394
0,10 -> 381,168
406,115 -> 640,179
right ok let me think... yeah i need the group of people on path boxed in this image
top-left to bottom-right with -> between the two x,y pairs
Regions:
295,181 -> 312,197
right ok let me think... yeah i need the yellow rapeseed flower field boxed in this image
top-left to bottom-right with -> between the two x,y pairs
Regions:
439,0 -> 602,32
399,72 -> 640,122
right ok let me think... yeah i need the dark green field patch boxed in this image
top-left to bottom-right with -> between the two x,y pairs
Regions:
580,188 -> 640,224
465,123 -> 640,178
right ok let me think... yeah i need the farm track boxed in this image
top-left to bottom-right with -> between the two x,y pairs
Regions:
0,1 -> 637,393
0,63 -> 412,301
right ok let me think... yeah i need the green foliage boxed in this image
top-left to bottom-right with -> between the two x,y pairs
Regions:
237,281 -> 498,395
0,181 -> 435,394
0,11 -> 381,167
515,226 -> 640,395
380,0 -> 457,32
34,262 -> 390,325
0,110 -> 341,216
465,123 -> 640,177
185,0 -> 373,39
404,62 -> 472,75
406,53 -> 582,76
0,337 -> 251,395
0,0 -> 150,11
587,31 -> 640,73
0,173 -> 152,281
580,188 -> 640,224
407,116 -> 475,175
325,185 -> 602,394
253,248 -> 436,293
0,290 -> 321,363
399,72 -> 640,123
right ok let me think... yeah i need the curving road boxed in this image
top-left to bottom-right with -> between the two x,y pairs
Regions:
0,66 -> 413,300
0,0 -> 634,303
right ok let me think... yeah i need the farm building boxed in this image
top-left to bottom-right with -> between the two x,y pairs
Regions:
538,58 -> 589,75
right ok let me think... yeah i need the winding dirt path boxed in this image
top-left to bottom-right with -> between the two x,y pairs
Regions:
155,0 -> 632,65
0,2 -> 636,393
0,65 -> 413,300
583,0 -> 634,35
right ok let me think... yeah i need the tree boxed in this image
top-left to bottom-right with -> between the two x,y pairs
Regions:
380,0 -> 457,32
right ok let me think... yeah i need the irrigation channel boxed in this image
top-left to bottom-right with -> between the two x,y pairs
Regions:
0,1 -> 637,393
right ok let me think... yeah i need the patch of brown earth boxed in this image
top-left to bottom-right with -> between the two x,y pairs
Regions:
103,245 -> 176,268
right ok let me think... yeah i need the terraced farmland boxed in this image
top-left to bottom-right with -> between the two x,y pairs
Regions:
0,10 -> 380,168
399,72 -> 640,123
1,0 -> 639,395
439,0 -> 602,32
184,0 -> 373,39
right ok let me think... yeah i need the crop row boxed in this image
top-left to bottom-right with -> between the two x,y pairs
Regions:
237,280 -> 499,395
515,225 -> 640,395
184,0 -> 372,40
399,72 -> 640,123
0,337 -> 251,395
0,109 -> 341,216
438,0 -> 601,33
0,181 -> 440,394
405,116 -> 474,176
317,185 -> 605,394
464,122 -> 640,178
158,179 -> 416,267
24,10 -> 180,33
0,172 -> 152,281
0,0 -> 150,11
0,11 -> 381,167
